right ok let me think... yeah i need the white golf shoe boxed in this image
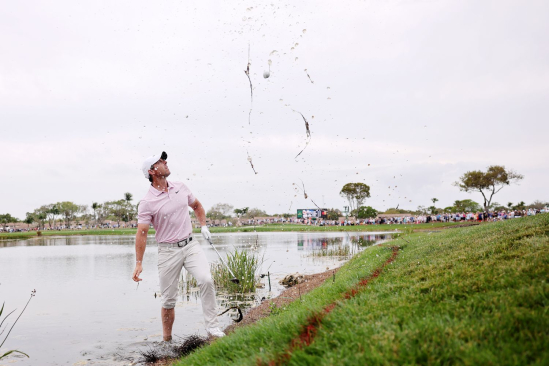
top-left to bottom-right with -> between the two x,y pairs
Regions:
207,327 -> 225,338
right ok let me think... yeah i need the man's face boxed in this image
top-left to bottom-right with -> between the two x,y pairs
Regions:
149,159 -> 170,179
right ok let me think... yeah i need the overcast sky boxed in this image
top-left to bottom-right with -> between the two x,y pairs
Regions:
1,0 -> 548,219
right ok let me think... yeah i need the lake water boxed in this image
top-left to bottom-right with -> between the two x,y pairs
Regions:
0,231 -> 392,365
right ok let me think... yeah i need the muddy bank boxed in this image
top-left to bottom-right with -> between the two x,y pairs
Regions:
224,267 -> 339,333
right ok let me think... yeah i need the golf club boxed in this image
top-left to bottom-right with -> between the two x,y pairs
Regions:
217,306 -> 243,322
207,238 -> 240,284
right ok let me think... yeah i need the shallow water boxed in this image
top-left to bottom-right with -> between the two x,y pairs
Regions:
0,231 -> 392,365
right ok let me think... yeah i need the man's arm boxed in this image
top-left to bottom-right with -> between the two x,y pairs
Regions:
190,199 -> 207,226
190,199 -> 211,241
132,223 -> 149,282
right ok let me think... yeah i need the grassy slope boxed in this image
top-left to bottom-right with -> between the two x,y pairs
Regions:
176,214 -> 549,366
0,222 -> 465,240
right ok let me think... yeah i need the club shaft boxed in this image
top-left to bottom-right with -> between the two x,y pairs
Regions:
208,239 -> 238,279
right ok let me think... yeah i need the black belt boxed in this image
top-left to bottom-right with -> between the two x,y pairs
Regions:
176,236 -> 193,247
158,236 -> 193,248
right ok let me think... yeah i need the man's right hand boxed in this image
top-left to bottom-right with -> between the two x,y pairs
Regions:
132,263 -> 143,282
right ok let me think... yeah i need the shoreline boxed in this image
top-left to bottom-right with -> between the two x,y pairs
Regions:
0,222 -> 472,241
224,267 -> 339,334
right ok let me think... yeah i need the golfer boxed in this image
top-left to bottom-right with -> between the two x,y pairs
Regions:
131,151 -> 225,340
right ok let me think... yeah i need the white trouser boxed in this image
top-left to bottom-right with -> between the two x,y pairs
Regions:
157,240 -> 219,329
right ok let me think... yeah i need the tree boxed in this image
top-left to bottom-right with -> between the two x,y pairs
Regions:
454,165 -> 524,212
57,201 -> 84,229
0,213 -> 18,231
233,207 -> 249,218
32,207 -> 48,229
528,200 -> 549,210
207,208 -> 225,221
243,208 -> 268,219
95,204 -> 109,226
45,204 -> 59,228
454,199 -> 481,212
121,193 -> 135,225
339,183 -> 371,213
104,200 -> 126,227
23,212 -> 35,229
211,203 -> 234,218
431,198 -> 438,206
326,208 -> 342,221
512,201 -> 526,211
91,202 -> 100,225
207,203 -> 234,221
81,214 -> 92,227
357,206 -> 377,219
121,203 -> 136,225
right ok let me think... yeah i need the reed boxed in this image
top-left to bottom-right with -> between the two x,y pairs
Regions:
179,270 -> 198,294
211,249 -> 263,293
0,290 -> 36,360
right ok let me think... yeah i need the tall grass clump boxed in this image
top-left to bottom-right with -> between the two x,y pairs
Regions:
211,249 -> 263,293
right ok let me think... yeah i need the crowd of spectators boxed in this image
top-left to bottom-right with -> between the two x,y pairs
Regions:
327,207 -> 548,226
2,207 -> 547,233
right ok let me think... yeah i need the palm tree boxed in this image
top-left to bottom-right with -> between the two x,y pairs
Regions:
91,202 -> 100,226
124,192 -> 133,203
431,198 -> 439,206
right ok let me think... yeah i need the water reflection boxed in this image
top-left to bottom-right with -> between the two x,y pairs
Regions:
297,233 -> 389,250
0,234 -> 143,248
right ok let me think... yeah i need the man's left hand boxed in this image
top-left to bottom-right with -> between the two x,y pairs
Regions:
201,226 -> 211,241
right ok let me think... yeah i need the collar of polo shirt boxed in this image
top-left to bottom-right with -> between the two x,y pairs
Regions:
150,181 -> 173,196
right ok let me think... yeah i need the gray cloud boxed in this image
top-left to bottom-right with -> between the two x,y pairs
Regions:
1,0 -> 548,218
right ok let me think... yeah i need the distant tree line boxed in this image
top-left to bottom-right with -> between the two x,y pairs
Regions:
1,193 -> 137,230
205,204 -> 270,222
2,165 -> 545,230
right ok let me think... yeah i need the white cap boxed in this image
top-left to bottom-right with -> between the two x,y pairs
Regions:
141,151 -> 167,179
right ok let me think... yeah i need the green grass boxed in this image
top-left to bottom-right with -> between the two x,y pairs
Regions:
0,222 -> 468,240
173,214 -> 549,365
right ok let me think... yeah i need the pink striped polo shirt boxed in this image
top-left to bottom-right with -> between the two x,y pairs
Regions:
137,181 -> 196,243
